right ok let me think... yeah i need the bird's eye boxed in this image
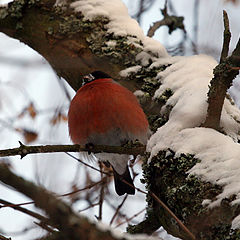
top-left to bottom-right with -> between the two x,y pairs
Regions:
82,74 -> 95,86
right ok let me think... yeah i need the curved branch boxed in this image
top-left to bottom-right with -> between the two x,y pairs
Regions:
147,2 -> 185,37
0,0 -> 147,92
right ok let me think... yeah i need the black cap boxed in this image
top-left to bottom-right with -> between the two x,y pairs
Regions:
91,71 -> 112,80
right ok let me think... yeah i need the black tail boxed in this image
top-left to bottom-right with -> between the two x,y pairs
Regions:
112,167 -> 135,196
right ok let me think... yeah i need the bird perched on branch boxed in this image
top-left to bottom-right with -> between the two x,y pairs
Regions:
68,71 -> 150,195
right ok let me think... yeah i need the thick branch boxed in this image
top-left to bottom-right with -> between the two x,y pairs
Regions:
0,0 -> 145,92
0,163 -> 125,240
0,142 -> 146,158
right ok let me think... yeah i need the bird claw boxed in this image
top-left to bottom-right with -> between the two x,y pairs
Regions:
85,143 -> 94,155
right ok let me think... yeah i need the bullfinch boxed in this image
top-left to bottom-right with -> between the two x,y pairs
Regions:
68,71 -> 150,195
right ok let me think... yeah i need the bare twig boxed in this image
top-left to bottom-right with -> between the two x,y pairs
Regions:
34,221 -> 56,233
114,208 -> 146,228
121,179 -> 196,240
66,152 -> 111,175
220,10 -> 231,63
61,179 -> 106,197
0,199 -> 49,224
56,75 -> 72,102
110,194 -> 128,225
147,1 -> 185,37
1,179 -> 105,209
134,0 -> 155,24
79,203 -> 99,213
0,142 -> 146,159
98,161 -> 105,221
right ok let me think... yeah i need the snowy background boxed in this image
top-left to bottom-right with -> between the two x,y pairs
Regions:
0,0 -> 240,240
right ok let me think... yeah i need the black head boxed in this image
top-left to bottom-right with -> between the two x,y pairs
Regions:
82,71 -> 112,86
91,71 -> 112,80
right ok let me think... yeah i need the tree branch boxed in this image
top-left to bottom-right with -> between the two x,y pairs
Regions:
0,235 -> 11,240
203,11 -> 240,130
0,0 -> 149,93
0,142 -> 146,159
0,199 -> 50,225
0,163 -> 129,240
147,2 -> 185,37
220,10 -> 231,63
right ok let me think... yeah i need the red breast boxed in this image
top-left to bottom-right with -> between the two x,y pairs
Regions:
68,78 -> 149,146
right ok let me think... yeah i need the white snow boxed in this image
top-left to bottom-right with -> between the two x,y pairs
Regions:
134,90 -> 146,98
232,215 -> 240,230
96,221 -> 164,240
202,199 -> 212,207
147,54 -> 240,223
69,0 -> 168,59
120,65 -> 142,77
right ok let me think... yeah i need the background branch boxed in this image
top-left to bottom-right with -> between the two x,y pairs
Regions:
147,2 -> 185,37
0,163 -> 131,240
0,199 -> 50,225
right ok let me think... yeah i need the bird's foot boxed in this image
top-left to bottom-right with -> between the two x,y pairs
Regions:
85,143 -> 94,155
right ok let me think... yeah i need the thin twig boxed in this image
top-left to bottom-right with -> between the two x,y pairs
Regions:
34,221 -> 55,233
98,161 -> 105,221
121,179 -> 196,240
114,208 -> 146,228
0,199 -> 49,223
0,179 -> 105,209
79,203 -> 99,213
0,142 -> 146,159
110,194 -> 128,225
220,10 -> 231,63
60,179 -> 106,197
66,153 -> 111,175
56,75 -> 72,102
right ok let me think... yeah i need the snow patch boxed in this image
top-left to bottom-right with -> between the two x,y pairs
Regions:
96,221 -> 164,240
202,199 -> 212,207
120,65 -> 142,77
70,0 -> 168,59
134,90 -> 146,98
232,215 -> 240,230
147,54 -> 240,216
